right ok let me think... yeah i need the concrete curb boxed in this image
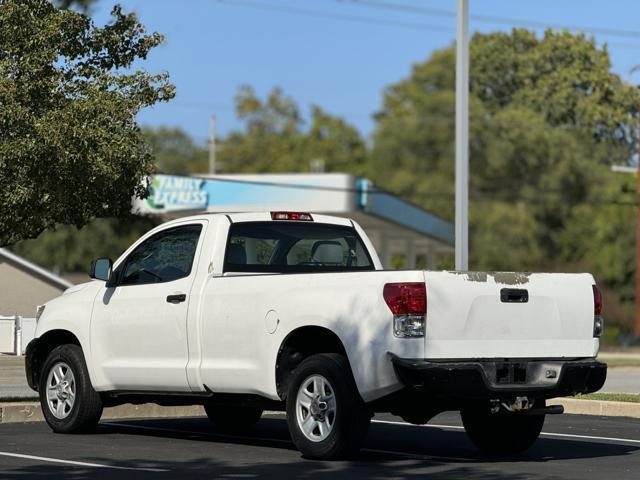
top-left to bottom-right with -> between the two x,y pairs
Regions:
1,402 -> 205,424
548,397 -> 640,418
2,398 -> 640,424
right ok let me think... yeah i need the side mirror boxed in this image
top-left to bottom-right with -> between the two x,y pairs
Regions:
89,258 -> 112,282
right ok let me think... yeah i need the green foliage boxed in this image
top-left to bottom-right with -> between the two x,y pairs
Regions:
142,126 -> 208,175
11,216 -> 159,273
0,0 -> 174,246
577,393 -> 640,403
369,29 -> 639,331
219,86 -> 368,175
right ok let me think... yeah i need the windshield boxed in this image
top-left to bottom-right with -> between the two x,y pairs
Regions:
224,222 -> 374,273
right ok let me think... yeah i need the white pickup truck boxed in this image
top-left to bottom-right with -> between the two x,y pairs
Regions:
26,212 -> 606,459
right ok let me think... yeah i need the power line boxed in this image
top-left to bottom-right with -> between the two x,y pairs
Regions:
345,0 -> 640,40
164,173 -> 639,207
215,0 -> 452,32
213,1 -> 640,50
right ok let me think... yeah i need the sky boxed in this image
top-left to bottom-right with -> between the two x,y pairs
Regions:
91,0 -> 640,145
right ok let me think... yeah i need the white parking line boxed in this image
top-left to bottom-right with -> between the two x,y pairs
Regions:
0,451 -> 169,472
539,431 -> 640,444
372,419 -> 640,445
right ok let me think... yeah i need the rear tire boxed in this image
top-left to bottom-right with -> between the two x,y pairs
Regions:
286,353 -> 371,460
461,409 -> 545,454
204,404 -> 263,430
39,344 -> 103,433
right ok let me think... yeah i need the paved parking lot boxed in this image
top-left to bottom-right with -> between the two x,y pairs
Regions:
1,412 -> 639,479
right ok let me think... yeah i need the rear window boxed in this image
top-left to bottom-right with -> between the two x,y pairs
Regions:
224,222 -> 375,273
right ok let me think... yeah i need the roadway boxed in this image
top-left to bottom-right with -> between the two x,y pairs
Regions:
1,412 -> 639,479
601,367 -> 640,394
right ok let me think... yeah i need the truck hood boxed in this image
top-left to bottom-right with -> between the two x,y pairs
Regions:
63,280 -> 98,295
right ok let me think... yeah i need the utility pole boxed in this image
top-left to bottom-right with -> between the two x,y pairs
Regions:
455,0 -> 469,271
209,114 -> 217,175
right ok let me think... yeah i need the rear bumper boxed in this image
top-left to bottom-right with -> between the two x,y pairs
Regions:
390,355 -> 607,400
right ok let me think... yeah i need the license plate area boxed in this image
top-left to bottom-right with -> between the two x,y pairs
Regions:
495,362 -> 528,385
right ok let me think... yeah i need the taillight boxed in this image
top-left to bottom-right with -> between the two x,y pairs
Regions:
271,211 -> 313,221
383,283 -> 426,338
593,285 -> 602,316
593,285 -> 604,337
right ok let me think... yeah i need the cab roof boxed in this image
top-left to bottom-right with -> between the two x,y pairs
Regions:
159,211 -> 354,228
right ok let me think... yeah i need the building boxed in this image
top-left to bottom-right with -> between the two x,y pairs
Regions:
134,173 -> 454,269
0,248 -> 73,318
0,249 -> 74,353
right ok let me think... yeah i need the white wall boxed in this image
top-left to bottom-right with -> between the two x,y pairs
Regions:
0,316 -> 36,355
0,316 -> 16,354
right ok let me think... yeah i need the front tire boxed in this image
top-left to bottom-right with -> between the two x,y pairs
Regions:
286,353 -> 371,460
461,409 -> 545,454
39,344 -> 103,433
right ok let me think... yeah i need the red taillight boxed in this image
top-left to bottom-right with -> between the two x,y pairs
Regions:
383,283 -> 426,315
593,285 -> 602,316
271,211 -> 313,221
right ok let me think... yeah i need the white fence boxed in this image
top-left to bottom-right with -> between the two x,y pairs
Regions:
0,315 -> 36,355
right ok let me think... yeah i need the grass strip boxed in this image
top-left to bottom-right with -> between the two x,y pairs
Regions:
575,393 -> 640,403
599,358 -> 640,368
0,396 -> 38,403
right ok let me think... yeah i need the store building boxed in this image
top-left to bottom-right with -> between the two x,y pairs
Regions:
134,173 -> 454,269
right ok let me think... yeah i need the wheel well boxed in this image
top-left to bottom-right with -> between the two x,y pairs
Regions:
28,330 -> 81,391
275,326 -> 348,399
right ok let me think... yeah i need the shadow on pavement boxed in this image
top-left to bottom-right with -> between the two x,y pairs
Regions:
2,416 -> 638,479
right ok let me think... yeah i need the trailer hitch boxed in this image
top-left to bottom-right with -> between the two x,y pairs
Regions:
489,397 -> 564,415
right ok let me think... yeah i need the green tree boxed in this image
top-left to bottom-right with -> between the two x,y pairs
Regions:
0,0 -> 174,246
369,29 -> 639,331
142,126 -> 208,175
219,85 -> 368,175
10,216 -> 159,273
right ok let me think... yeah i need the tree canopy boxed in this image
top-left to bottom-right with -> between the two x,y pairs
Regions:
142,126 -> 208,175
219,85 -> 368,175
0,0 -> 174,246
369,29 -> 639,329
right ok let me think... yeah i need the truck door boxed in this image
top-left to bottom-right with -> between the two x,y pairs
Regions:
90,222 -> 204,391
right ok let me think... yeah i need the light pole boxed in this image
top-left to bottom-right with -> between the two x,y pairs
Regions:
455,0 -> 469,271
209,114 -> 217,175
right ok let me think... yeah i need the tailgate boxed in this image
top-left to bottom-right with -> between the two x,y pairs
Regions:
422,271 -> 599,359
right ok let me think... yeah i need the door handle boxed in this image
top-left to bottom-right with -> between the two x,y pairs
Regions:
166,294 -> 187,304
500,288 -> 528,303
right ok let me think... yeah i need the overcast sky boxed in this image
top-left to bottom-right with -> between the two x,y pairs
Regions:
92,0 -> 640,144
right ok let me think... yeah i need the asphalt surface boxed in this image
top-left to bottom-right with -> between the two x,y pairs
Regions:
1,412 -> 639,479
601,368 -> 640,394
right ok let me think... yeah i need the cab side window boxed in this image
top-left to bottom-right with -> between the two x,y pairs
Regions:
118,224 -> 202,286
